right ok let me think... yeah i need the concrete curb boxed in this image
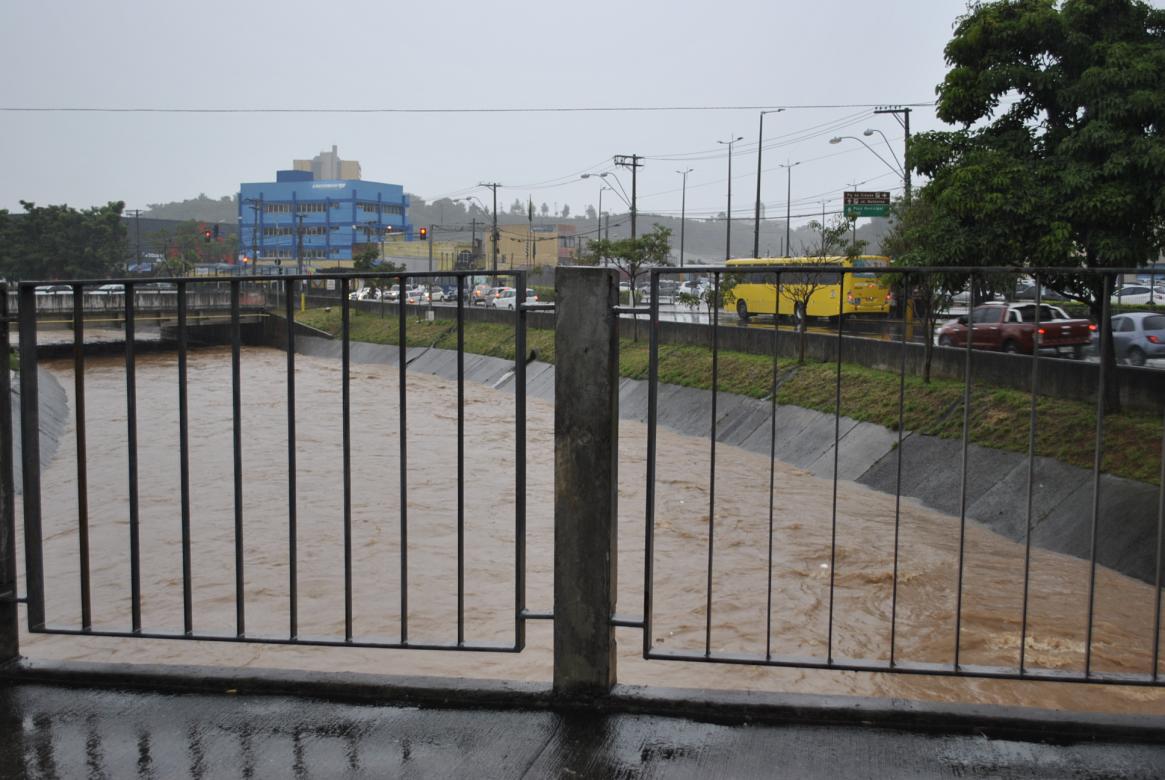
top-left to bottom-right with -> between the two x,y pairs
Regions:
3,659 -> 1163,743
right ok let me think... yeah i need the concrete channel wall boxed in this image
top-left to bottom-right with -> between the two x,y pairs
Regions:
288,335 -> 1164,587
335,297 -> 1165,414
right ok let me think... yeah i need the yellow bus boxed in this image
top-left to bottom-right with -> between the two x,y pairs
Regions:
725,255 -> 894,322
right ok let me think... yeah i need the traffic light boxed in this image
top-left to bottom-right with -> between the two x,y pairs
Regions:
418,226 -> 428,240
203,228 -> 212,242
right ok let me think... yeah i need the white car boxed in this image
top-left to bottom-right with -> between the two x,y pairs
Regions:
425,286 -> 445,302
1112,285 -> 1165,306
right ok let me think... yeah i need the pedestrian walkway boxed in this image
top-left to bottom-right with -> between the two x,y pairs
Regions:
2,682 -> 1163,779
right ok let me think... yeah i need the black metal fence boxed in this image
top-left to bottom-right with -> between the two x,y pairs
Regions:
640,264 -> 1165,686
3,272 -> 532,653
3,265 -> 1165,697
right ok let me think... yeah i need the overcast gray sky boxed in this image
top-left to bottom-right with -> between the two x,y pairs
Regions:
1,0 -> 981,228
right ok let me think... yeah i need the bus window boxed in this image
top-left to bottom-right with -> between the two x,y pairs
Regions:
851,257 -> 887,278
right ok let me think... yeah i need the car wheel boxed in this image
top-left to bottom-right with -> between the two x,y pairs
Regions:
938,335 -> 953,347
1128,346 -> 1147,367
1003,340 -> 1020,354
1071,344 -> 1084,360
736,298 -> 750,321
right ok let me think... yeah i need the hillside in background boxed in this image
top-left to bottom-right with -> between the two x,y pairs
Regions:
143,191 -> 891,260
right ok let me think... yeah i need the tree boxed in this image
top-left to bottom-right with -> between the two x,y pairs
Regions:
912,0 -> 1165,410
0,200 -> 128,280
352,246 -> 381,271
509,198 -> 524,216
585,224 -> 673,305
540,202 -> 550,217
561,204 -> 571,219
585,204 -> 597,221
880,194 -> 963,383
780,216 -> 866,363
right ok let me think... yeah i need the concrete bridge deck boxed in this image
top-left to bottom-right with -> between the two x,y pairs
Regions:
2,677 -> 1163,779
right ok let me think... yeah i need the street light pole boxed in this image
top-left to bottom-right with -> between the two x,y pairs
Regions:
779,161 -> 800,257
754,109 -> 784,258
718,134 -> 743,260
676,168 -> 693,267
874,106 -> 911,201
478,182 -> 501,273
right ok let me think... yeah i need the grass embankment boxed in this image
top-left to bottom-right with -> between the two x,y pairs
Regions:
297,307 -> 1161,485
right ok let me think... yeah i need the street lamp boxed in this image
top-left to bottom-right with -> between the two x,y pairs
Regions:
829,135 -> 905,188
581,173 -> 631,244
862,128 -> 904,179
754,109 -> 785,258
676,168 -> 693,267
778,161 -> 800,257
718,134 -> 744,261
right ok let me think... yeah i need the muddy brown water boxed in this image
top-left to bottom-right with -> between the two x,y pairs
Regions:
15,346 -> 1165,715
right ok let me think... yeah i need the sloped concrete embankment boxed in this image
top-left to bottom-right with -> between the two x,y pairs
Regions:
8,368 -> 69,496
294,337 -> 1163,586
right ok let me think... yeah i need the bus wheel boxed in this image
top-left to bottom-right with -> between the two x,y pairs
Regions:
736,299 -> 750,321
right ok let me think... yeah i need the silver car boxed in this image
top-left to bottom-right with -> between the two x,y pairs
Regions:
1110,312 -> 1165,366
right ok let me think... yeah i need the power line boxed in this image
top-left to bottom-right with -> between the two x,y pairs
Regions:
0,102 -> 936,115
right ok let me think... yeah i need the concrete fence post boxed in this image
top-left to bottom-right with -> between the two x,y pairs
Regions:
553,267 -> 619,697
0,285 -> 17,662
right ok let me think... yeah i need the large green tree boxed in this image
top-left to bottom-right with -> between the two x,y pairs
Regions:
0,200 -> 128,280
911,0 -> 1165,409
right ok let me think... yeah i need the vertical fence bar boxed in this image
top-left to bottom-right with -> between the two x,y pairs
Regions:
341,279 -> 353,643
704,272 -> 721,658
456,275 -> 465,648
1019,282 -> 1043,674
954,271 -> 975,669
177,282 -> 193,636
826,267 -> 845,665
230,280 -> 245,638
643,270 -> 660,658
398,275 -> 408,644
285,278 -> 298,640
889,271 -> 909,667
18,286 -> 45,630
514,273 -> 527,650
765,271 -> 781,661
553,267 -> 618,696
0,284 -> 18,657
1153,391 -> 1165,681
1085,273 -> 1113,677
71,285 -> 91,631
124,284 -> 141,634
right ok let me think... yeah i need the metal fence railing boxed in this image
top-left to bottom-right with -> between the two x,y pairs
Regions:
639,264 -> 1165,686
3,272 -> 534,653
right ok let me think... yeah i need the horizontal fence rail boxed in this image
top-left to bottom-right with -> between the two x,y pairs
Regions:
639,264 -> 1165,687
5,272 -> 533,654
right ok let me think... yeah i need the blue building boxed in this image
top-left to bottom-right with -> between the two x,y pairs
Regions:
238,169 -> 411,268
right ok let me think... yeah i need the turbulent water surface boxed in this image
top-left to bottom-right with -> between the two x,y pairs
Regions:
15,345 -> 1165,715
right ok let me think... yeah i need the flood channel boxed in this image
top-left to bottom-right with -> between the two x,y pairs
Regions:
16,345 -> 1165,715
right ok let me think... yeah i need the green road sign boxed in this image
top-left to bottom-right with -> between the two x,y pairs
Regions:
844,203 -> 890,218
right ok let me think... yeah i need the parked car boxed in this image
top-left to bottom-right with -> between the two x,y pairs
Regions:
470,283 -> 493,305
936,302 -> 1095,357
1111,285 -> 1165,306
1013,284 -> 1067,301
385,284 -> 401,302
491,287 -> 539,310
34,284 -> 73,296
348,286 -> 380,301
442,284 -> 458,302
403,287 -> 425,304
423,285 -> 445,302
91,283 -> 125,295
1105,312 -> 1165,366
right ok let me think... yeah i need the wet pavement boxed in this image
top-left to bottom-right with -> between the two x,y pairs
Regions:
2,682 -> 1164,779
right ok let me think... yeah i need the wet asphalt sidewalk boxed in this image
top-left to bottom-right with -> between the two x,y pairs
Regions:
2,682 -> 1164,779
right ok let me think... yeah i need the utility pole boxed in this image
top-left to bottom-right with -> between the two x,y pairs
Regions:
479,182 -> 502,273
125,209 -> 143,271
613,155 -> 642,239
718,135 -> 743,261
780,160 -> 800,257
874,106 -> 911,201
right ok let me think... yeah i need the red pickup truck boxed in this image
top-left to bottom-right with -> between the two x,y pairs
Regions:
937,302 -> 1095,357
